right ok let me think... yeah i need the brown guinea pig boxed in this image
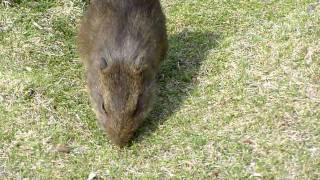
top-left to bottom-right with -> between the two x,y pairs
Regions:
77,0 -> 168,147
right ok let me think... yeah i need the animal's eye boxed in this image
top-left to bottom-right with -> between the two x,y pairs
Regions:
102,103 -> 108,115
100,57 -> 108,69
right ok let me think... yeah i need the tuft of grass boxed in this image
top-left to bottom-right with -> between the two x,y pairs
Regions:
1,0 -> 320,179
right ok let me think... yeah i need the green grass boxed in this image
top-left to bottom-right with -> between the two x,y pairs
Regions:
1,0 -> 320,179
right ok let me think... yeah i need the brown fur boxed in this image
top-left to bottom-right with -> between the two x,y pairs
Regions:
77,0 -> 168,147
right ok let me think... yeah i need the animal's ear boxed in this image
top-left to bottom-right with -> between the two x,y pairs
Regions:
100,57 -> 108,69
133,55 -> 149,73
133,64 -> 148,75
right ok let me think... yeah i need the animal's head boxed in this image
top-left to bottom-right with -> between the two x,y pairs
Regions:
94,48 -> 160,147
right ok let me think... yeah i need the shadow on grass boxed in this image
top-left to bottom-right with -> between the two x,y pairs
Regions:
132,30 -> 221,144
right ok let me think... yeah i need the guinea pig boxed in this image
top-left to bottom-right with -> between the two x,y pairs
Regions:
77,0 -> 168,147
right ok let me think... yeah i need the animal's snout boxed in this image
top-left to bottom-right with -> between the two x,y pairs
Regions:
106,127 -> 134,147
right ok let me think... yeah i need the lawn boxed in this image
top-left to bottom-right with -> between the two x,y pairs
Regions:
0,0 -> 319,179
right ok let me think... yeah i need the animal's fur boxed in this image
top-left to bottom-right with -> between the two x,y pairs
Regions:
77,0 -> 167,147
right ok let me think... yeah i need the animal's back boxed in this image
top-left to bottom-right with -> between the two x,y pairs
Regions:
78,0 -> 167,65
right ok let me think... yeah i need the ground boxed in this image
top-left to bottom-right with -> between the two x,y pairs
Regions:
0,0 -> 319,179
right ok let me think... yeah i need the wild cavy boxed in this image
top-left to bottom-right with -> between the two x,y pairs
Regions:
77,0 -> 168,147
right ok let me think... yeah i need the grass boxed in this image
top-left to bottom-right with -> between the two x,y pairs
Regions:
0,0 -> 320,179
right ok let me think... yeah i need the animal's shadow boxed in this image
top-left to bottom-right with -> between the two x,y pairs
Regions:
132,30 -> 220,144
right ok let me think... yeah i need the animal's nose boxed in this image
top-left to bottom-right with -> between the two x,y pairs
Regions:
107,127 -> 134,148
109,135 -> 129,148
